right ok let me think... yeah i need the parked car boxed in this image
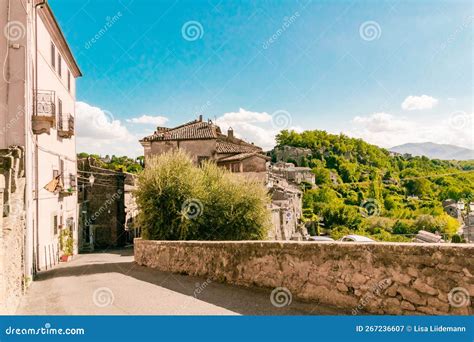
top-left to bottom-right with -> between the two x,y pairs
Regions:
307,236 -> 334,242
339,235 -> 375,242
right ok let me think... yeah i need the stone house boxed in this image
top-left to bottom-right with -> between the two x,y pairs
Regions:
271,162 -> 315,185
0,147 -> 26,314
140,116 -> 269,174
266,173 -> 305,240
77,158 -> 139,251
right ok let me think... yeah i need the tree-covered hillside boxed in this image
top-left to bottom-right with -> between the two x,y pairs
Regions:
77,153 -> 144,173
274,130 -> 474,242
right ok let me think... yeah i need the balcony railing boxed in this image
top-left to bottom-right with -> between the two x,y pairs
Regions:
32,90 -> 56,135
58,114 -> 74,138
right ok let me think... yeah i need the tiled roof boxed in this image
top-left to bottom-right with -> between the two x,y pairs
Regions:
217,152 -> 269,163
216,140 -> 262,154
141,120 -> 220,142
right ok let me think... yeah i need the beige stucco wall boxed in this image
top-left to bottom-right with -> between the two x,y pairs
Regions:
0,2 -> 79,275
135,240 -> 473,315
148,139 -> 217,164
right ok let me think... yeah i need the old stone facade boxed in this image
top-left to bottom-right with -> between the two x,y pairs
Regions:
272,145 -> 313,165
271,162 -> 315,185
135,240 -> 473,315
267,173 -> 305,240
0,147 -> 26,314
140,116 -> 269,173
77,158 -> 127,251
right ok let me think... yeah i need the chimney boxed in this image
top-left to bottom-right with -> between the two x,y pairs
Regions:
227,127 -> 234,139
198,115 -> 203,122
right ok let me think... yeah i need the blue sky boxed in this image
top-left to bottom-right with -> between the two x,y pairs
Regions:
50,0 -> 473,157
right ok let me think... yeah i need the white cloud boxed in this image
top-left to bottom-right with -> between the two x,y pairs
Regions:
75,101 -> 143,157
126,115 -> 168,125
352,112 -> 411,132
347,111 -> 474,149
215,108 -> 302,151
401,95 -> 438,111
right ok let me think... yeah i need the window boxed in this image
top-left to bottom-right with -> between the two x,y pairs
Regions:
60,159 -> 65,187
57,98 -> 62,130
51,42 -> 55,69
58,53 -> 62,77
67,71 -> 71,91
53,215 -> 58,235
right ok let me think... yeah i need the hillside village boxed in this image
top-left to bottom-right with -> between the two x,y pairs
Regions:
0,0 -> 472,318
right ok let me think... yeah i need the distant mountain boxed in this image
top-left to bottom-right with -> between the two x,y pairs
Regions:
390,142 -> 474,160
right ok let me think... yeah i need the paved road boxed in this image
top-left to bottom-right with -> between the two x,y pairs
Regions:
17,247 -> 342,315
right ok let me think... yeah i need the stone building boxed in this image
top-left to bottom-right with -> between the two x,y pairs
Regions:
267,173 -> 305,240
271,162 -> 315,185
77,158 -> 127,251
0,0 -> 81,313
140,116 -> 269,174
0,147 -> 26,314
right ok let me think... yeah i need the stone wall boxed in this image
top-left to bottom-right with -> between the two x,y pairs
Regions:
135,240 -> 473,315
0,146 -> 26,314
78,158 -> 126,251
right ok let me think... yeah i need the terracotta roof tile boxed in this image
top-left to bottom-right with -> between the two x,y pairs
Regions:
217,152 -> 270,163
216,140 -> 262,154
141,120 -> 220,142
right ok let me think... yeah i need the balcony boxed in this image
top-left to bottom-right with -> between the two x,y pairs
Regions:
32,90 -> 55,135
58,114 -> 74,138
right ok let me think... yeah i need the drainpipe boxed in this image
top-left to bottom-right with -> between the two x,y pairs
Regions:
33,0 -> 46,275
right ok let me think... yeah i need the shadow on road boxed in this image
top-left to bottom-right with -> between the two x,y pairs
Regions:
34,248 -> 345,315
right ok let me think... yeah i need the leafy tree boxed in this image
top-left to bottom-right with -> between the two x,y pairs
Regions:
135,150 -> 271,240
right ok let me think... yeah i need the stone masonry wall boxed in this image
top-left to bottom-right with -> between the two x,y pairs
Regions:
0,146 -> 26,314
135,240 -> 473,315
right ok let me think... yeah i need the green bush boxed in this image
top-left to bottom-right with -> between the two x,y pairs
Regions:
135,150 -> 271,240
